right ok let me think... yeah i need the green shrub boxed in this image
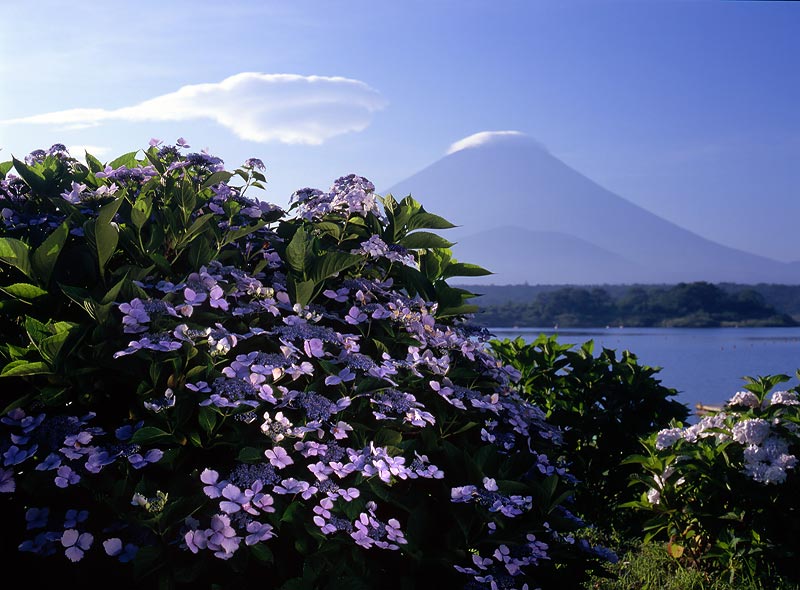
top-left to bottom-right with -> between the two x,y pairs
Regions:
0,142 -> 614,589
490,335 -> 689,535
623,375 -> 800,585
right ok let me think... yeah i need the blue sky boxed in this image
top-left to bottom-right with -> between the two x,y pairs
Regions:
1,0 -> 798,262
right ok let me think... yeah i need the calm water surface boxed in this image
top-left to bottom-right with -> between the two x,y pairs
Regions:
487,327 -> 800,411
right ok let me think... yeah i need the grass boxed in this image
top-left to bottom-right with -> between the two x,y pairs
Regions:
583,541 -> 800,590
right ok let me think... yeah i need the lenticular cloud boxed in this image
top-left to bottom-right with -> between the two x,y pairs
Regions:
0,73 -> 387,145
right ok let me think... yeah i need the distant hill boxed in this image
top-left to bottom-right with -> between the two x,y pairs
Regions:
463,282 -> 798,328
383,132 -> 800,284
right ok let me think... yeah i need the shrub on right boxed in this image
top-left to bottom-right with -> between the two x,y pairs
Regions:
623,374 -> 800,585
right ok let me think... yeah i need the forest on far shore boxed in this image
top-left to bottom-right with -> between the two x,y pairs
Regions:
462,281 -> 800,328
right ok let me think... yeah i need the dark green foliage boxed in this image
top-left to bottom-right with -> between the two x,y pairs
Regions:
470,282 -> 796,327
490,334 -> 689,535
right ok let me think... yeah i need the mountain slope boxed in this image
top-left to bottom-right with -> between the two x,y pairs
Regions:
383,133 -> 799,284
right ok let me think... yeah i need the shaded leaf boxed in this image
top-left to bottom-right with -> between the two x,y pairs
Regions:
31,221 -> 69,285
398,231 -> 454,250
0,237 -> 33,279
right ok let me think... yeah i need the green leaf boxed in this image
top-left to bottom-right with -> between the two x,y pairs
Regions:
436,303 -> 479,317
0,237 -> 33,279
398,231 -> 454,250
220,220 -> 267,246
39,329 -> 73,365
179,180 -> 197,219
95,196 -> 124,278
198,406 -> 218,435
406,211 -> 457,231
441,262 -> 493,279
374,428 -> 403,446
100,274 -> 128,305
85,152 -> 105,173
11,157 -> 47,193
202,171 -> 233,189
0,282 -> 48,301
292,279 -> 315,307
393,266 -> 435,300
131,194 -> 153,229
0,160 -> 13,179
420,248 -> 451,281
24,316 -> 51,346
178,213 -> 215,246
31,221 -> 69,285
286,226 -> 309,275
142,149 -> 165,174
0,360 -> 51,377
108,150 -> 140,169
312,221 -> 342,240
131,426 -> 176,445
59,284 -> 102,321
249,543 -> 273,563
237,447 -> 265,463
310,252 -> 361,284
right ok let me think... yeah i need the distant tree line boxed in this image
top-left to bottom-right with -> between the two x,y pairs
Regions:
467,282 -> 798,328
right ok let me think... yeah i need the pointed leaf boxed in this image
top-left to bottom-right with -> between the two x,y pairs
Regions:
95,196 -> 124,277
130,426 -> 176,445
407,211 -> 457,231
0,282 -> 48,301
11,157 -> 47,193
398,231 -> 454,250
85,152 -> 105,173
293,279 -> 315,307
0,237 -> 33,279
221,220 -> 267,246
108,151 -> 140,169
1,360 -> 51,377
31,221 -> 69,285
131,194 -> 153,229
202,171 -> 233,189
286,226 -> 309,275
39,329 -> 74,365
441,262 -> 493,279
310,252 -> 361,284
60,284 -> 102,322
24,316 -> 51,346
142,150 -> 166,174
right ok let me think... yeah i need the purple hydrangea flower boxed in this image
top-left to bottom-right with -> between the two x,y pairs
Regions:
265,447 -> 294,469
103,538 -> 138,562
128,448 -> 163,469
61,529 -> 93,562
55,465 -> 80,488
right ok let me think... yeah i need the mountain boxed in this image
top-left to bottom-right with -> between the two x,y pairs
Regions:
383,132 -> 800,285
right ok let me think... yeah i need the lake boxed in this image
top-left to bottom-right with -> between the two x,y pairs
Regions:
486,326 -> 800,414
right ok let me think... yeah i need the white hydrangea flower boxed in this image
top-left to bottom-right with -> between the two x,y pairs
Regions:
732,418 -> 770,446
769,390 -> 800,406
655,427 -> 683,450
727,390 -> 760,409
742,435 -> 797,484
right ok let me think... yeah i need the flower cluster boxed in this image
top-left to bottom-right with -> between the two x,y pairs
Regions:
0,141 -> 611,589
627,377 -> 800,580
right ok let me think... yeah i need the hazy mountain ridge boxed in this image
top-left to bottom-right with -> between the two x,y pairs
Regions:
383,134 -> 800,285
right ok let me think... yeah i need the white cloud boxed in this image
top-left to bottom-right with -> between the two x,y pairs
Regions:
1,73 -> 387,145
446,130 -> 528,155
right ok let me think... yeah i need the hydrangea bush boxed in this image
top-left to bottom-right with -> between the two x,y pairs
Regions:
623,374 -> 800,584
0,141 -> 613,589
